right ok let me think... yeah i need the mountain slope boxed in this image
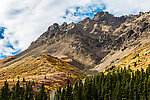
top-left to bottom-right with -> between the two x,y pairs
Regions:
105,43 -> 150,72
0,11 -> 150,74
0,53 -> 85,92
95,11 -> 150,72
0,12 -> 127,71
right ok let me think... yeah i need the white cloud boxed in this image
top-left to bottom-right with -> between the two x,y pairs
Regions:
0,0 -> 94,58
0,0 -> 150,59
0,0 -> 105,59
103,0 -> 150,16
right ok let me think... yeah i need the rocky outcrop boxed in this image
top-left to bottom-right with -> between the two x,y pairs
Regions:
25,12 -> 126,68
1,11 -> 150,73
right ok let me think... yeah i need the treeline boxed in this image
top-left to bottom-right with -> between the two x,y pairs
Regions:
0,80 -> 49,100
1,67 -> 150,100
55,67 -> 150,100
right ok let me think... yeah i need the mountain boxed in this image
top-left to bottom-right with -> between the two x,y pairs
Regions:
105,43 -> 150,72
2,11 -> 150,72
1,12 -> 127,70
95,11 -> 150,72
0,53 -> 85,92
0,11 -> 150,91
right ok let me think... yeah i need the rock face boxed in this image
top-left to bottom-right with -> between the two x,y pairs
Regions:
1,11 -> 150,72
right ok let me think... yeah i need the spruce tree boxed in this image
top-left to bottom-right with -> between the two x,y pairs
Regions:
65,79 -> 73,100
36,84 -> 47,100
0,81 -> 10,100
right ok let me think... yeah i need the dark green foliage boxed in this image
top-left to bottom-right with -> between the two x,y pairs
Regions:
24,81 -> 34,100
17,76 -> 19,80
36,84 -> 48,100
44,76 -> 47,80
32,81 -> 35,86
0,81 -> 10,100
23,78 -> 26,82
1,66 -> 150,100
65,79 -> 73,100
0,80 -> 49,100
55,67 -> 150,100
10,80 -> 25,100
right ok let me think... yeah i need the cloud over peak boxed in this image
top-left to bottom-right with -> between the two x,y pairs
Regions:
0,0 -> 150,59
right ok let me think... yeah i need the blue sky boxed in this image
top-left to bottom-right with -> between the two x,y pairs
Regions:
0,0 -> 150,60
62,4 -> 106,22
0,27 -> 5,39
0,5 -> 104,59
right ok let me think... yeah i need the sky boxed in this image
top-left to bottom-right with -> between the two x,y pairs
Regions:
0,0 -> 150,60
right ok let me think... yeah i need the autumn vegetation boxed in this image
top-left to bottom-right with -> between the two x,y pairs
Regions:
55,66 -> 150,100
0,54 -> 85,94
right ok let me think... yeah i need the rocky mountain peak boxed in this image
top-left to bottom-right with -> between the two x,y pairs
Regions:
48,23 -> 60,31
2,11 -> 150,73
92,11 -> 113,21
60,22 -> 68,29
78,17 -> 91,24
92,11 -> 126,23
